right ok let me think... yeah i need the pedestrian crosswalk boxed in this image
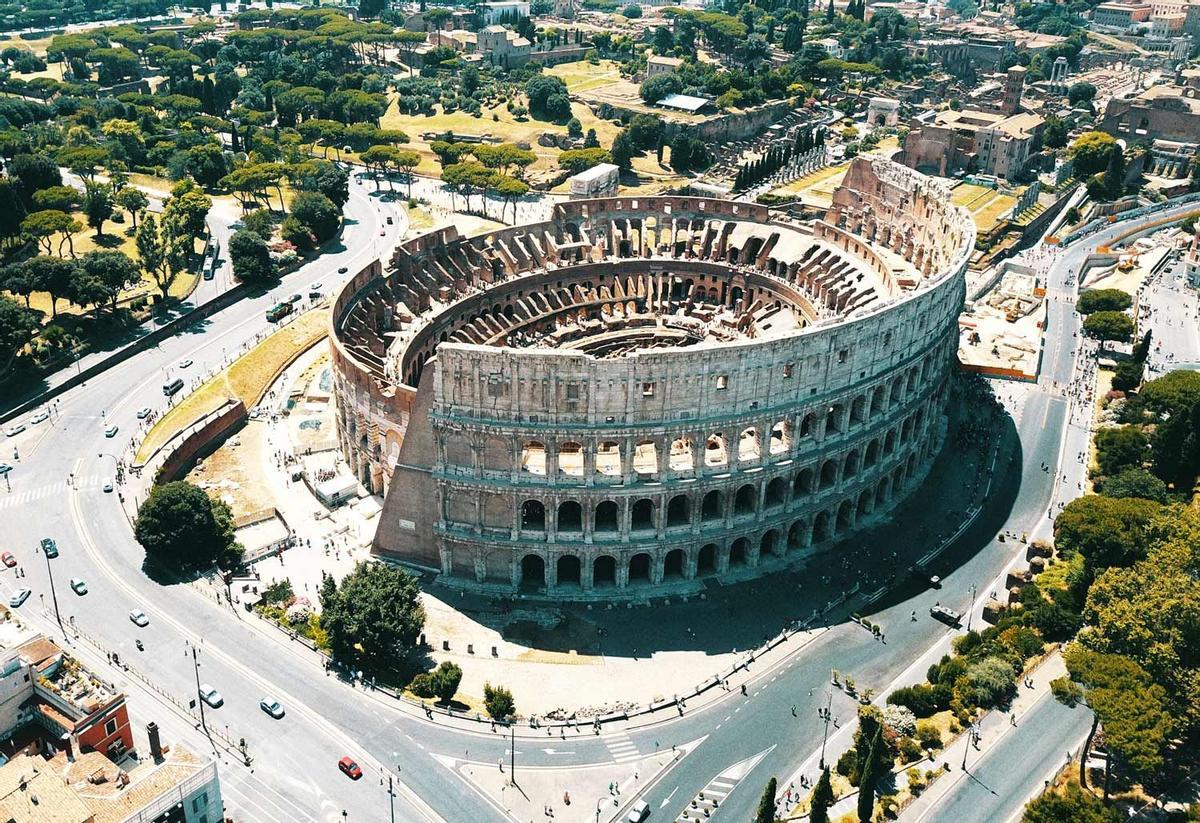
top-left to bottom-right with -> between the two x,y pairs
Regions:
603,730 -> 641,764
0,476 -> 106,508
676,775 -> 736,821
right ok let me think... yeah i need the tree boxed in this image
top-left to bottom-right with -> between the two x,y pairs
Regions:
525,75 -> 571,121
483,682 -> 515,720
8,154 -> 61,207
1151,396 -> 1200,489
293,160 -> 351,209
1042,114 -> 1070,150
318,561 -> 425,675
114,187 -> 149,230
1075,288 -> 1131,315
1068,132 -> 1118,178
32,186 -> 82,213
20,256 -> 77,318
429,661 -> 463,705
76,250 -> 140,313
622,3 -> 643,17
492,175 -> 529,224
0,294 -> 38,369
640,73 -> 682,103
558,148 -> 612,174
229,228 -> 275,284
809,768 -> 834,823
163,182 -> 212,238
1111,358 -> 1143,393
136,214 -> 174,299
81,183 -> 114,239
290,192 -> 340,244
1054,494 -> 1160,573
959,656 -> 1016,708
611,131 -> 636,170
1099,467 -> 1167,503
1094,425 -> 1148,477
856,726 -> 888,822
394,151 -> 420,199
134,481 -> 240,570
1082,311 -> 1133,345
22,210 -> 79,257
753,777 -> 776,823
1104,144 -> 1125,199
1140,369 -> 1200,416
185,144 -> 231,189
1022,781 -> 1120,823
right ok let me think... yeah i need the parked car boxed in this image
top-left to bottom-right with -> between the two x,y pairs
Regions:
136,407 -> 153,420
930,605 -> 962,626
1,552 -> 15,568
129,608 -> 149,627
41,538 -> 58,559
70,578 -> 87,595
199,684 -> 224,708
179,359 -> 193,369
338,756 -> 363,780
0,464 -> 9,476
102,479 -> 113,493
259,697 -> 285,719
105,426 -> 119,438
8,588 -> 30,608
628,800 -> 650,822
4,424 -> 25,437
29,409 -> 50,424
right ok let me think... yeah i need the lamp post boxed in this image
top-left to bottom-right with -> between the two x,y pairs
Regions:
42,549 -> 64,633
818,686 -> 834,770
189,643 -> 208,731
965,583 -> 978,632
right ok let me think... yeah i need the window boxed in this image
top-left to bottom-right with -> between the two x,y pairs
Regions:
783,363 -> 794,379
193,793 -> 208,812
716,375 -> 728,390
104,718 -> 117,736
566,384 -> 580,400
837,349 -> 848,364
642,382 -> 655,397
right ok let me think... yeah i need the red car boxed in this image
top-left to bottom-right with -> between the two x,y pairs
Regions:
338,756 -> 363,780
1,552 -> 15,568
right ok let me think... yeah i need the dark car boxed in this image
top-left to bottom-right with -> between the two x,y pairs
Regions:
41,538 -> 58,559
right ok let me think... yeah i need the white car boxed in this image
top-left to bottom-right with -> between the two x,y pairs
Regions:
129,608 -> 149,627
136,407 -> 153,420
102,479 -> 113,493
29,409 -> 50,424
8,588 -> 30,608
259,697 -> 285,719
105,426 -> 119,438
627,800 -> 650,823
179,359 -> 194,369
4,425 -> 25,438
70,578 -> 87,595
199,684 -> 224,708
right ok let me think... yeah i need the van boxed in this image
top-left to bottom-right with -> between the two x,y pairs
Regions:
163,378 -> 184,396
627,800 -> 650,822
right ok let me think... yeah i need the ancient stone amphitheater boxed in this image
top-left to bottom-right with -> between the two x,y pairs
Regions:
330,156 -> 973,599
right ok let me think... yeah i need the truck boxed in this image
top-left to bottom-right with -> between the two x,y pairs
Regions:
266,303 -> 293,323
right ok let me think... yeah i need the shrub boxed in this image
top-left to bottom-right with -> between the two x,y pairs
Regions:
409,673 -> 435,698
835,747 -> 859,781
898,736 -> 923,763
906,768 -> 926,796
484,682 -> 515,720
888,683 -> 951,717
958,656 -> 1016,709
915,720 -> 942,751
429,660 -> 463,704
1050,676 -> 1083,707
883,704 -> 917,738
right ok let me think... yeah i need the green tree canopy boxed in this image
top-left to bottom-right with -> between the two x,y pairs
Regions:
1093,425 -> 1148,477
1054,494 -> 1161,573
0,294 -> 38,368
229,228 -> 275,284
809,767 -> 834,823
483,682 -> 515,720
1082,311 -> 1133,344
1068,131 -> 1118,178
754,776 -> 777,823
1075,288 -> 1131,315
319,562 -> 426,675
133,481 -> 240,570
1021,781 -> 1119,823
1099,467 -> 1167,503
429,660 -> 463,705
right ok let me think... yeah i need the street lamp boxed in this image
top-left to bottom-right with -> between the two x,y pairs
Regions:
189,643 -> 208,732
818,685 -> 834,770
42,550 -> 64,633
965,583 -> 979,633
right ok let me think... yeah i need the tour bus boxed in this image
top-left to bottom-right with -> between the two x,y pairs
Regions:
163,378 -> 184,397
266,303 -> 293,323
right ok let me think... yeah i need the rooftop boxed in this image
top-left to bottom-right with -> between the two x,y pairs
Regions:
655,93 -> 711,113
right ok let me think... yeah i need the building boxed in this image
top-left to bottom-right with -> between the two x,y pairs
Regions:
1185,230 -> 1200,288
477,25 -> 532,68
646,55 -> 684,78
815,37 -> 845,58
654,93 -> 714,114
867,97 -> 901,127
479,0 -> 529,24
568,163 -> 620,199
1101,82 -> 1200,143
1151,11 -> 1187,34
901,108 -> 1044,182
329,157 -> 972,598
1000,65 -> 1026,115
1093,2 -> 1153,30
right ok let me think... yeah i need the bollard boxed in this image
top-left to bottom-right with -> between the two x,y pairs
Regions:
467,644 -> 474,655
491,645 -> 498,657
442,640 -> 450,651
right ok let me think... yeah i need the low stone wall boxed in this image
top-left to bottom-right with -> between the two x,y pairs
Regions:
155,400 -> 248,483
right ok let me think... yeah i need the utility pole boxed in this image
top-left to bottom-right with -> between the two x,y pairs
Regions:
191,644 -> 207,731
818,686 -> 834,770
961,723 -> 975,772
43,548 -> 64,632
965,583 -> 978,632
510,722 -> 516,786
388,774 -> 395,823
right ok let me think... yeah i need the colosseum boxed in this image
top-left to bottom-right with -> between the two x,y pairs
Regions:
329,156 -> 973,598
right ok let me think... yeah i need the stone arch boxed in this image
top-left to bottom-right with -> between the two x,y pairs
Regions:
800,412 -> 817,438
794,467 -> 814,496
593,555 -> 616,587
701,489 -> 723,521
557,442 -> 584,476
521,440 -> 547,474
819,459 -> 839,489
483,436 -> 509,471
738,427 -> 761,462
764,477 -> 787,508
557,501 -> 582,533
594,500 -> 619,532
704,433 -> 729,466
864,439 -> 880,469
669,435 -> 694,471
729,537 -> 749,566
697,543 -> 718,575
557,555 -> 581,586
520,554 -> 545,589
870,386 -> 886,417
663,548 -> 685,579
788,519 -> 806,551
628,552 -> 652,583
891,375 -> 905,405
858,488 -> 873,516
835,500 -> 854,533
521,499 -> 545,530
884,430 -> 897,455
631,498 -> 655,531
633,440 -> 659,475
734,484 -> 757,516
850,394 -> 867,425
760,529 -> 781,557
813,510 -> 832,541
595,441 -> 622,476
667,494 -> 692,527
825,403 -> 845,434
875,475 -> 891,507
770,419 -> 792,454
843,450 -> 860,479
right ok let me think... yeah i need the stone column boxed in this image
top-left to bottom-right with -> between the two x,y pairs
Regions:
582,557 -> 594,590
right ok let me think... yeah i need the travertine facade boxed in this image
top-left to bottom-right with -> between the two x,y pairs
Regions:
330,157 -> 973,598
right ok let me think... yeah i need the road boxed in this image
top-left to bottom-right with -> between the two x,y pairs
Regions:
2,190 -> 1196,822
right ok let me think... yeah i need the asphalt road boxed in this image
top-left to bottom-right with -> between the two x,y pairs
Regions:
2,193 -> 1195,823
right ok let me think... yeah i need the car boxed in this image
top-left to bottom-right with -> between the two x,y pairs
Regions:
179,359 -> 193,369
627,800 -> 650,822
129,608 -> 149,627
136,407 -> 153,420
29,409 -> 50,424
379,229 -> 385,236
338,756 -> 363,780
930,605 -> 962,626
338,266 -> 348,274
8,588 -> 30,608
70,578 -> 87,595
102,479 -> 113,493
199,684 -> 224,708
1,552 -> 15,568
311,280 -> 325,291
40,538 -> 58,559
386,216 -> 394,225
929,575 -> 942,588
0,464 -> 9,476
287,293 -> 302,304
202,270 -> 214,280
105,426 -> 119,438
4,425 -> 25,437
259,697 -> 285,719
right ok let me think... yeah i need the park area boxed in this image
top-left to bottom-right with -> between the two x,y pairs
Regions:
950,182 -> 1020,234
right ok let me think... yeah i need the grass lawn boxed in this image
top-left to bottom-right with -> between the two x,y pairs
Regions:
545,59 -> 623,94
973,192 -> 1019,232
136,308 -> 330,465
404,203 -> 437,236
950,182 -> 995,207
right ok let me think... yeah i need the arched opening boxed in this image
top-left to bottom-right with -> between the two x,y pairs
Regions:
521,441 -> 547,474
843,450 -> 860,479
734,484 -> 757,516
633,440 -> 659,475
825,404 -> 844,434
557,442 -> 584,476
593,555 -> 616,587
557,555 -> 581,586
667,495 -> 691,527
788,520 -> 806,551
794,468 -> 814,496
631,498 -> 654,531
737,427 -> 760,462
850,395 -> 866,425
520,554 -> 545,589
521,500 -> 545,531
875,477 -> 890,507
813,511 -> 831,541
764,477 -> 787,508
760,529 -> 780,556
594,500 -> 619,533
669,436 -> 694,472
864,440 -> 880,468
701,490 -> 723,521
836,500 -> 854,533
729,538 -> 749,566
704,434 -> 728,466
628,553 -> 652,583
884,430 -> 897,455
901,417 -> 914,444
770,420 -> 791,454
891,376 -> 905,404
664,549 -> 685,579
820,459 -> 839,490
697,544 -> 717,575
870,386 -> 885,417
596,441 -> 622,476
800,412 -> 817,438
858,489 -> 873,517
557,501 -> 582,533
